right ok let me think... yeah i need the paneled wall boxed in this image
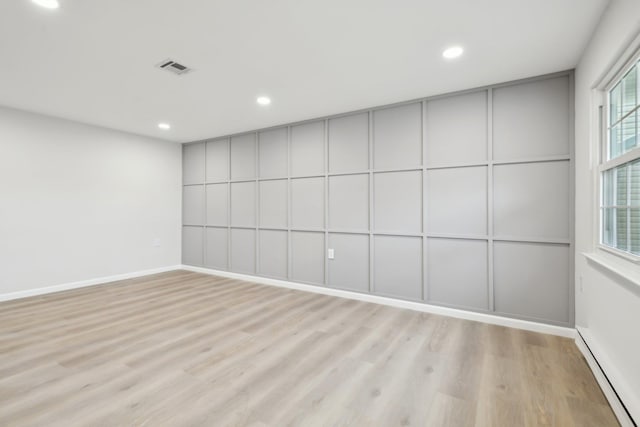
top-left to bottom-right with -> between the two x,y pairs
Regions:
182,72 -> 573,326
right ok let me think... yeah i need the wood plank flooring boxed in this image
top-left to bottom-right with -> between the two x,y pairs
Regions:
0,270 -> 618,426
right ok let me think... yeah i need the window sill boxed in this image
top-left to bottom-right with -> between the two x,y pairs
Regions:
583,251 -> 640,289
597,244 -> 640,264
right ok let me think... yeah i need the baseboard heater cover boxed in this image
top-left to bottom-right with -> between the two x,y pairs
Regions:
575,331 -> 637,427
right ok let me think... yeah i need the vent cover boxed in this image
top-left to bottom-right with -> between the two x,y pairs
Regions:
155,59 -> 192,76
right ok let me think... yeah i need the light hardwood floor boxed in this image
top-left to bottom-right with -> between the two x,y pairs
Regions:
0,270 -> 618,426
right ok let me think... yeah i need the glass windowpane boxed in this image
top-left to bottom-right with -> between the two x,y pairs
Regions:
621,112 -> 637,155
615,165 -> 628,206
603,169 -> 614,206
616,207 -> 629,251
610,82 -> 621,125
602,207 -> 614,247
631,160 -> 640,206
631,208 -> 640,255
621,65 -> 637,116
610,123 -> 622,159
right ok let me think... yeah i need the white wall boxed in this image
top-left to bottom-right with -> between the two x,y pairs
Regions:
0,106 -> 182,296
575,0 -> 640,421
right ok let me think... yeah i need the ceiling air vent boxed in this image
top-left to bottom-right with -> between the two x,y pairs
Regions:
155,59 -> 192,76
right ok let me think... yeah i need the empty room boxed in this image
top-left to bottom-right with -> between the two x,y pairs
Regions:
1,0 -> 639,425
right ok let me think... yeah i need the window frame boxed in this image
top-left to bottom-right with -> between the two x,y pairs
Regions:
598,49 -> 640,263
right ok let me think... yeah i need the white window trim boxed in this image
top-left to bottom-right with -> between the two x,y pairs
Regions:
597,147 -> 640,264
598,145 -> 640,172
597,243 -> 640,263
591,35 -> 640,265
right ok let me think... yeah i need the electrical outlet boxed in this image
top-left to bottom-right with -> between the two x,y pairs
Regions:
328,248 -> 335,260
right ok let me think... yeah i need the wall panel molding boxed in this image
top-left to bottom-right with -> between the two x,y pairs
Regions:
182,71 -> 574,326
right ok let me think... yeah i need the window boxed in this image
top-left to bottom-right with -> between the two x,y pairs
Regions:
601,57 -> 640,257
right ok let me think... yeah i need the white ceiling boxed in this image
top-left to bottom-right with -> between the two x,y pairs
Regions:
0,0 -> 609,143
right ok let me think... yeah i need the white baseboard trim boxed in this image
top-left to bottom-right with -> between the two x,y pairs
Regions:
0,265 -> 183,303
576,328 -> 638,427
181,265 -> 576,339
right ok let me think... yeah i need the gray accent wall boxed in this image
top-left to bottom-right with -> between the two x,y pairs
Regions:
182,72 -> 574,327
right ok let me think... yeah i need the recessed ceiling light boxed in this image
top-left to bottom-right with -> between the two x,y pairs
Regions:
256,96 -> 271,106
442,46 -> 464,59
32,0 -> 60,9
158,123 -> 171,130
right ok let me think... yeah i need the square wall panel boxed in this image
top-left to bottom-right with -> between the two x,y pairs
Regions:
206,184 -> 228,226
328,113 -> 369,173
258,230 -> 287,279
493,76 -> 570,160
206,139 -> 229,182
182,226 -> 203,266
183,143 -> 205,185
427,166 -> 487,235
291,231 -> 325,285
183,185 -> 204,225
230,133 -> 256,180
230,182 -> 256,227
291,177 -> 325,229
230,228 -> 256,274
205,227 -> 228,270
291,121 -> 325,176
426,91 -> 487,165
373,103 -> 422,170
328,233 -> 369,292
494,161 -> 570,239
328,174 -> 368,231
374,171 -> 422,233
494,241 -> 570,324
259,128 -> 288,178
259,180 -> 288,228
374,235 -> 422,300
427,238 -> 488,310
